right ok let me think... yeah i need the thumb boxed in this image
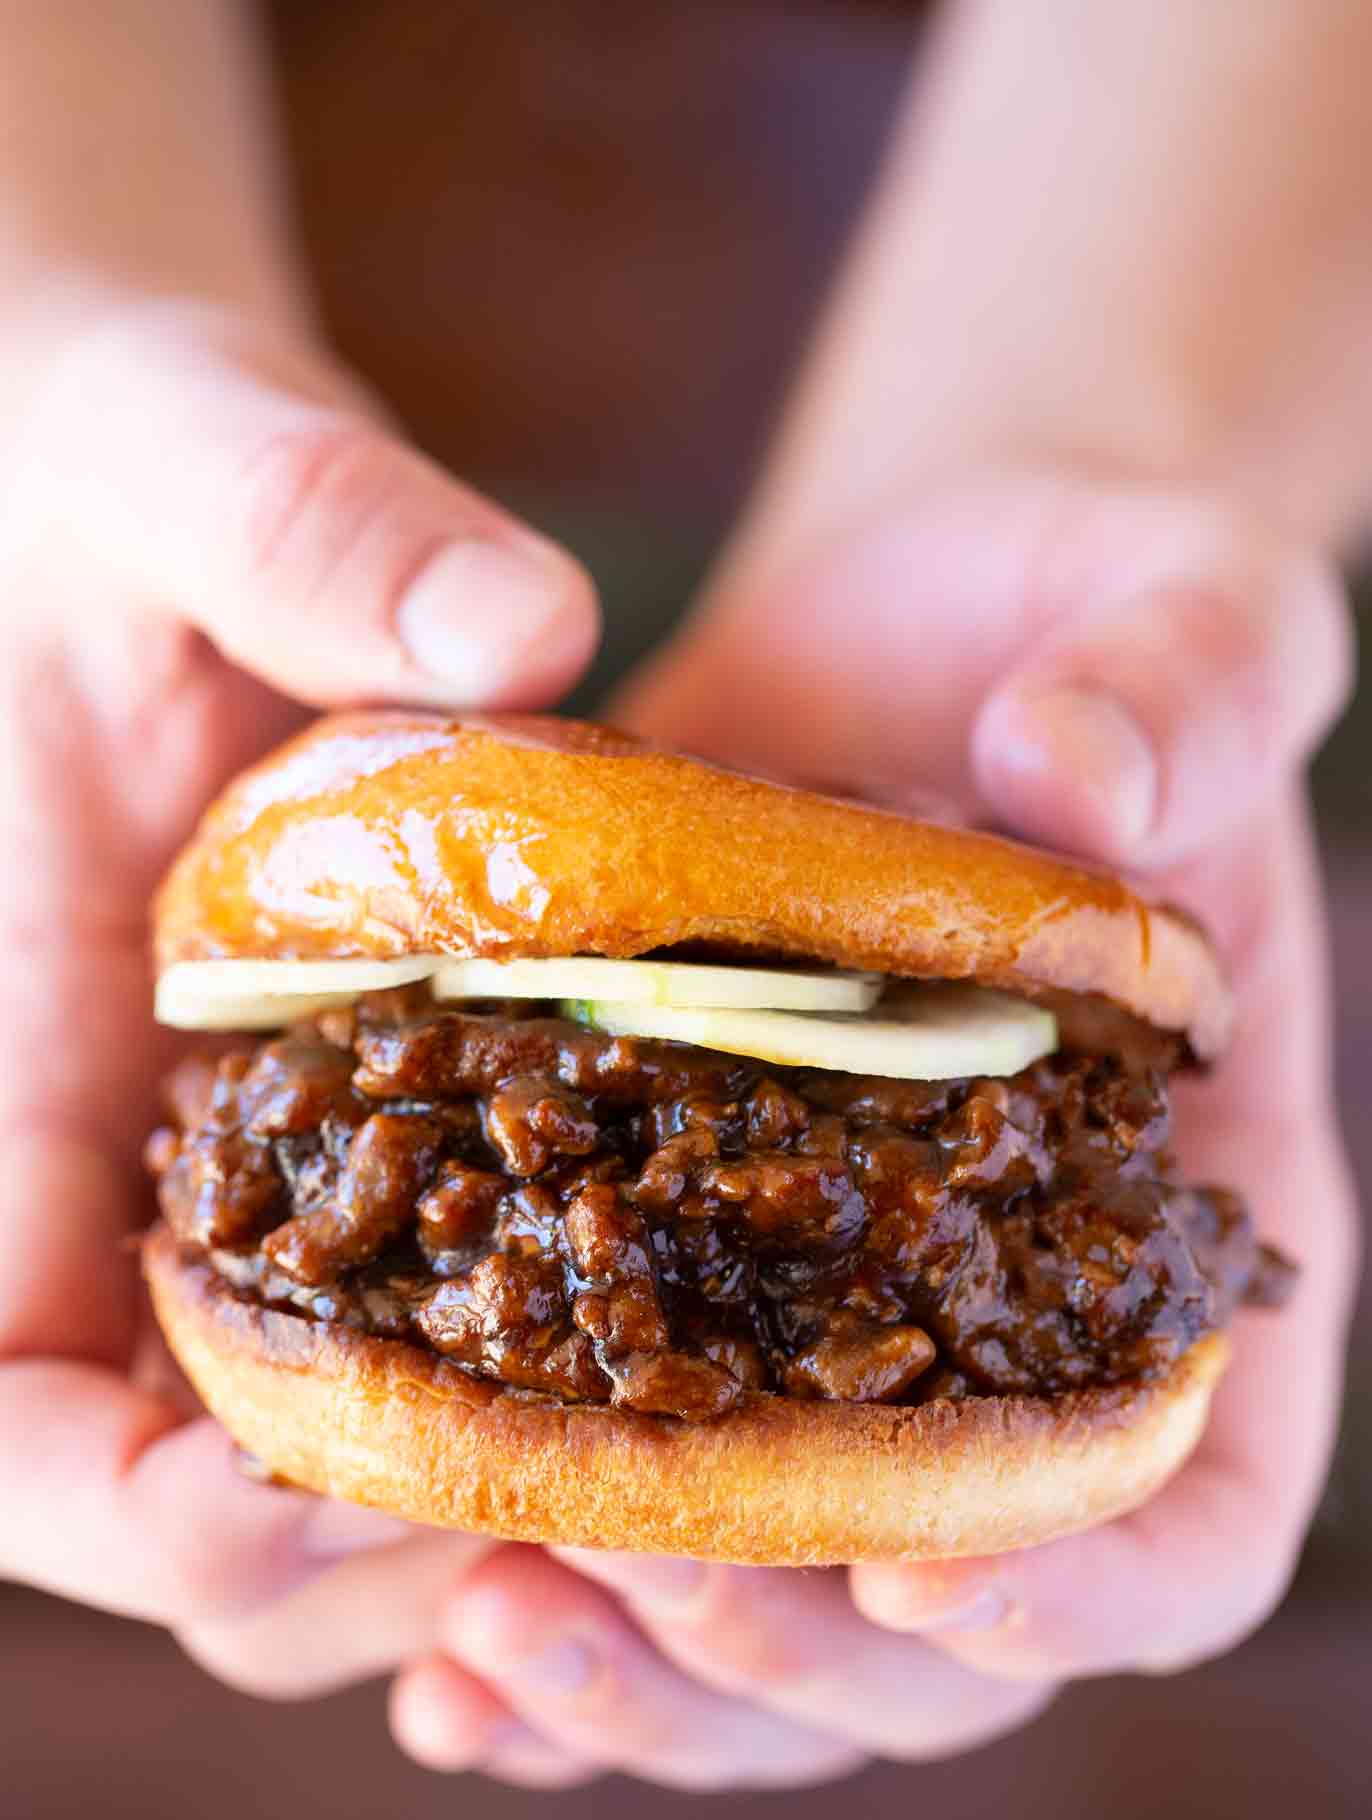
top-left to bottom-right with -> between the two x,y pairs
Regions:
618,478 -> 1350,869
38,307 -> 598,708
967,489 -> 1351,870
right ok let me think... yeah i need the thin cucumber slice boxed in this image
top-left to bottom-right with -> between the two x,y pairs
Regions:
432,955 -> 880,1012
567,984 -> 1057,1080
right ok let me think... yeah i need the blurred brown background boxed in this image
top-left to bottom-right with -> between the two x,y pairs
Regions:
3,4 -> 1368,1813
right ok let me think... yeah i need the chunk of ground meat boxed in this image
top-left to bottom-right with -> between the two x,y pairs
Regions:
416,1162 -> 507,1254
417,1251 -> 608,1400
782,1314 -> 937,1402
598,1348 -> 741,1420
238,1036 -> 363,1137
263,1113 -> 444,1285
482,1076 -> 598,1176
156,1126 -> 283,1249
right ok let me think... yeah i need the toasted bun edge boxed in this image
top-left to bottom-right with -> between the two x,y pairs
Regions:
145,1227 -> 1228,1565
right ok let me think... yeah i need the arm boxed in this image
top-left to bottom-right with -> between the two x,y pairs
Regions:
736,0 -> 1372,573
0,0 -> 307,396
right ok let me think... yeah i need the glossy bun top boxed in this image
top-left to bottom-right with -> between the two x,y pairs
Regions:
154,711 -> 1232,1058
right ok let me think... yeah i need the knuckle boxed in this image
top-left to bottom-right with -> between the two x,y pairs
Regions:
232,417 -> 391,592
677,1597 -> 814,1691
1180,518 -> 1352,736
1065,493 -> 1352,744
150,1521 -> 291,1630
150,1532 -> 234,1624
557,1653 -> 709,1777
702,1624 -> 812,1690
585,1667 -> 676,1753
164,1550 -> 255,1628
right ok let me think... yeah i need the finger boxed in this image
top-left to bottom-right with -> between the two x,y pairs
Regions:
0,1364 -> 417,1624
0,1130 -> 141,1367
177,1529 -> 496,1699
437,1545 -> 866,1790
971,518 -> 1351,869
38,304 -> 598,708
390,1657 -> 603,1788
552,1550 -> 1054,1760
389,1655 -> 510,1771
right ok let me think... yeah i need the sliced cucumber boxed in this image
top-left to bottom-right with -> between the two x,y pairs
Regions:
566,984 -> 1057,1080
154,983 -> 355,1031
432,955 -> 881,1013
154,953 -> 882,1030
154,956 -> 435,1030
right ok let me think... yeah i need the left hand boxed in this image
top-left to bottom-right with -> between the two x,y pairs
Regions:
392,474 -> 1358,1788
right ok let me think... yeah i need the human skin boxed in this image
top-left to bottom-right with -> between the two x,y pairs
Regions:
0,0 -> 1363,1791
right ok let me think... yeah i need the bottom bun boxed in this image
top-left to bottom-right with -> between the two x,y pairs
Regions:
144,1225 -> 1227,1566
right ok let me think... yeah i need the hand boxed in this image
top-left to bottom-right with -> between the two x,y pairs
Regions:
392,474 -> 1358,1786
0,299 -> 596,1701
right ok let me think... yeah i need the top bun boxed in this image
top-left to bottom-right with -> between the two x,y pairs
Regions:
154,712 -> 1231,1058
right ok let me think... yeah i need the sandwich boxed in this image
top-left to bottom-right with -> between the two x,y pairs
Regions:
143,711 -> 1291,1564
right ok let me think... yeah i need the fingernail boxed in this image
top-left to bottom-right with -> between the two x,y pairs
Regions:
979,684 -> 1158,856
298,1497 -> 416,1562
397,538 -> 581,703
559,1547 -> 707,1613
913,1586 -> 1014,1633
859,1564 -> 1012,1633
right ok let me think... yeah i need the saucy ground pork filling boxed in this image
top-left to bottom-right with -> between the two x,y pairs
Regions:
146,988 -> 1294,1423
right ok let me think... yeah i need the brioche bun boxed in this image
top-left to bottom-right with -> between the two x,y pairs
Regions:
145,1229 -> 1227,1564
154,710 -> 1230,1058
147,712 -> 1239,1563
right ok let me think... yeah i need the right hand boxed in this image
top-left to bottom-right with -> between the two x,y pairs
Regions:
0,298 -> 598,1725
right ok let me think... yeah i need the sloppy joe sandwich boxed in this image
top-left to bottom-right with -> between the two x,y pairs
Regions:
143,712 -> 1292,1564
